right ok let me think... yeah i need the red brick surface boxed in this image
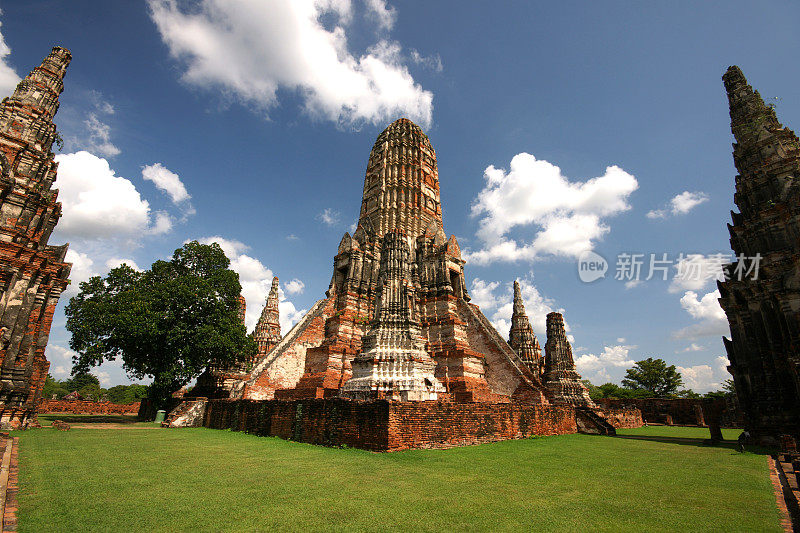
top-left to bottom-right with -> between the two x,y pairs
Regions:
204,398 -> 576,451
38,400 -> 140,415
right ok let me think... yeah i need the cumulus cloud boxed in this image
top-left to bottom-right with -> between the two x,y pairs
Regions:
575,344 -> 636,383
148,0 -> 433,128
318,208 -> 341,226
105,257 -> 142,271
142,163 -> 192,205
678,343 -> 705,353
673,289 -> 730,340
465,153 -> 637,264
195,236 -> 306,333
676,364 -> 717,391
284,279 -> 305,295
53,151 -> 159,239
0,17 -> 20,97
669,253 -> 728,293
64,249 -> 97,296
470,277 -> 562,340
647,191 -> 709,219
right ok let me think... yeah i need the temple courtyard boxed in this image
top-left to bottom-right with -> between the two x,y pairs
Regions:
11,424 -> 779,532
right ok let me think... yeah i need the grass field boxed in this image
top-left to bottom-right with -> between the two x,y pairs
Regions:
13,425 -> 780,532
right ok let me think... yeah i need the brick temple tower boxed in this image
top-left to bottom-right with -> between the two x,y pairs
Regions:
508,280 -> 543,378
240,118 -> 551,403
718,66 -> 800,445
253,277 -> 282,356
0,47 -> 73,429
543,312 -> 594,407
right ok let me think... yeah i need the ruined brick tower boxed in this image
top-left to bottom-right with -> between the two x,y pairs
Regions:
543,312 -> 594,407
0,47 -> 73,429
241,118 -> 550,403
253,277 -> 281,356
718,66 -> 800,445
508,280 -> 543,378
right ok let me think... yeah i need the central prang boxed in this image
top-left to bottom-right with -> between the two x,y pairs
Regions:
340,229 -> 445,401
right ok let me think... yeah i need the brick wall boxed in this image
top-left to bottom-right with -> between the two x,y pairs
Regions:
204,398 -> 577,451
595,398 -> 734,427
38,400 -> 141,415
599,407 -> 643,429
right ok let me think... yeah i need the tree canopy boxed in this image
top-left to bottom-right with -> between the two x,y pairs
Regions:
65,241 -> 256,408
621,357 -> 684,397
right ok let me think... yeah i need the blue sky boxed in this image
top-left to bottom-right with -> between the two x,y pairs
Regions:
1,1 -> 798,391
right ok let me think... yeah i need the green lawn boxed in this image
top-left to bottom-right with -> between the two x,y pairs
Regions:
13,426 -> 780,532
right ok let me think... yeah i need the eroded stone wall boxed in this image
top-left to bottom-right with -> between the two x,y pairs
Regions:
38,400 -> 140,415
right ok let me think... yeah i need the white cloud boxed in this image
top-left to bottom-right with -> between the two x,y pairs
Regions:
195,236 -> 306,333
470,277 -> 561,339
624,280 -> 642,289
54,151 -> 156,239
84,113 -> 121,157
318,208 -> 341,226
105,258 -> 142,271
286,234 -> 300,241
148,0 -> 433,128
575,344 -> 636,373
716,355 -> 730,375
673,289 -> 730,340
676,364 -> 717,391
671,191 -> 709,214
677,343 -> 705,353
670,253 -> 728,293
64,249 -> 97,296
410,49 -> 443,72
147,211 -> 174,235
364,0 -> 396,31
648,191 -> 709,219
142,163 -> 192,205
0,17 -> 20,97
465,153 -> 637,264
284,279 -> 305,295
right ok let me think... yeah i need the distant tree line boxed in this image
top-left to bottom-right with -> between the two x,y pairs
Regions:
42,372 -> 148,404
583,357 -> 736,400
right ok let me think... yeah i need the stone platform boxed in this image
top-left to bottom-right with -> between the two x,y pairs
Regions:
200,398 -> 578,452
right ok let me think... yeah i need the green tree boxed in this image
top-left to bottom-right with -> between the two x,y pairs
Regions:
622,358 -> 684,397
594,382 -> 652,399
64,372 -> 100,392
65,241 -> 256,411
41,374 -> 69,399
106,384 -> 148,404
677,389 -> 701,399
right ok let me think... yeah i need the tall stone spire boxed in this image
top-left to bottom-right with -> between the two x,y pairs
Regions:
718,66 -> 800,444
0,47 -> 73,428
508,281 -> 543,377
254,277 -> 281,355
341,230 -> 444,401
543,312 -> 593,407
356,118 -> 442,239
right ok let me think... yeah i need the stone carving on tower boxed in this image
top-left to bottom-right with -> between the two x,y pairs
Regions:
543,312 -> 594,407
718,66 -> 800,445
0,47 -> 73,429
508,281 -> 543,378
341,230 -> 445,400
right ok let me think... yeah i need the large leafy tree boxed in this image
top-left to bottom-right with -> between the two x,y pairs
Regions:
622,358 -> 684,397
65,241 -> 256,409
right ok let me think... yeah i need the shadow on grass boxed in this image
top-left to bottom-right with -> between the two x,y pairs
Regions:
37,414 -> 140,425
612,434 -> 775,455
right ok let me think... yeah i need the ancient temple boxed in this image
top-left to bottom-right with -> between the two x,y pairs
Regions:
0,47 -> 73,429
543,312 -> 594,407
238,118 -> 551,404
508,280 -> 543,378
718,66 -> 800,445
